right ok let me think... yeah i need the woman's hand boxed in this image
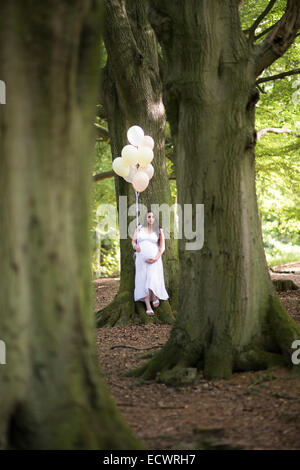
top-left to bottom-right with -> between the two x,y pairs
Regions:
146,250 -> 162,263
133,241 -> 141,252
146,256 -> 159,263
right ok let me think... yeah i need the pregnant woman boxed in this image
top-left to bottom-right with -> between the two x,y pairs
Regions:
132,211 -> 169,316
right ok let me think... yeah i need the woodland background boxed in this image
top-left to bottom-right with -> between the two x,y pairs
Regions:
93,0 -> 299,277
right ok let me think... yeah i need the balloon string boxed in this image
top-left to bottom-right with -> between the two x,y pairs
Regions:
136,190 -> 139,229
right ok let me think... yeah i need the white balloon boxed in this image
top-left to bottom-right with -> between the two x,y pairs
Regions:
142,163 -> 154,180
132,171 -> 149,193
140,135 -> 154,150
137,146 -> 154,167
112,157 -> 129,178
124,165 -> 138,183
127,125 -> 144,147
121,145 -> 138,166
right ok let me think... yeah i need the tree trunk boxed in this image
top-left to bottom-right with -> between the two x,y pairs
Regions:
273,280 -> 299,292
96,0 -> 178,327
127,0 -> 300,383
0,0 -> 142,449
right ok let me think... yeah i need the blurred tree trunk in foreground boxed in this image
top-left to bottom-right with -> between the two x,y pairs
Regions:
0,0 -> 142,449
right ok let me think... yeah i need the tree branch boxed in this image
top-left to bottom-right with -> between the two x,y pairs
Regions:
94,123 -> 177,153
248,0 -> 278,42
110,343 -> 164,350
256,67 -> 300,84
253,0 -> 300,77
256,83 -> 267,94
93,169 -> 176,182
93,170 -> 114,182
94,123 -> 110,140
254,19 -> 281,41
257,127 -> 292,139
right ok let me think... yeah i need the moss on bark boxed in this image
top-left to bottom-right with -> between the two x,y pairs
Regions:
0,0 -> 144,449
122,0 -> 300,386
96,295 -> 175,327
267,295 -> 300,376
97,0 -> 179,329
272,279 -> 299,292
204,342 -> 233,380
127,292 -> 300,385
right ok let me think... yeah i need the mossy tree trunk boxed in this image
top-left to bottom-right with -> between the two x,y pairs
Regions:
0,0 -> 142,449
96,0 -> 178,327
127,0 -> 300,383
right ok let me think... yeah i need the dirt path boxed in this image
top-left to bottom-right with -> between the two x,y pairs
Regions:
94,264 -> 300,450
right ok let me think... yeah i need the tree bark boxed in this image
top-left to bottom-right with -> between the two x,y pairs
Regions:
0,0 -> 142,449
273,280 -> 299,292
127,0 -> 300,383
96,0 -> 178,327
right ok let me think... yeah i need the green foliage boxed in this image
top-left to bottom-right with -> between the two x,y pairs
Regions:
99,238 -> 120,278
92,3 -> 299,275
91,131 -> 120,278
240,1 -> 300,265
165,121 -> 177,203
240,0 -> 292,42
166,158 -> 177,203
255,70 -> 300,264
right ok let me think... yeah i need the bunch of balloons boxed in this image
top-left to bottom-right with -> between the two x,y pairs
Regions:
112,125 -> 154,193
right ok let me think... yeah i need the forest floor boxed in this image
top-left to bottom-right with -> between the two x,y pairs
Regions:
94,262 -> 300,450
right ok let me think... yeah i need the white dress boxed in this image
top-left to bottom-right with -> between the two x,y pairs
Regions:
134,226 -> 169,302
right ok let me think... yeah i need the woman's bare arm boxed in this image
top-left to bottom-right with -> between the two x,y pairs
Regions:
132,227 -> 140,251
155,229 -> 165,260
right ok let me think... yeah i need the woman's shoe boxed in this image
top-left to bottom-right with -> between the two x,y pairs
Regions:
152,299 -> 160,307
146,309 -> 154,316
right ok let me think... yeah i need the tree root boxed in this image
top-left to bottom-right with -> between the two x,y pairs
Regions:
95,291 -> 135,327
203,334 -> 233,380
124,294 -> 300,384
96,291 -> 175,327
234,346 -> 287,371
272,279 -> 299,292
123,338 -> 191,386
267,295 -> 300,376
125,359 -> 197,387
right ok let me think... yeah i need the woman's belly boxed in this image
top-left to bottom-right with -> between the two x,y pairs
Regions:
139,241 -> 158,261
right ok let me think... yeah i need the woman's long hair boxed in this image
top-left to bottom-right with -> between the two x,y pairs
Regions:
142,210 -> 161,241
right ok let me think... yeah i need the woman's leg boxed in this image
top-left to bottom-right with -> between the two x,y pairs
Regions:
149,289 -> 158,302
144,291 -> 152,311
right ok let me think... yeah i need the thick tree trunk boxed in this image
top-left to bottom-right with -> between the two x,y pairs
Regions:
96,0 -> 178,327
127,0 -> 300,383
0,0 -> 142,449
